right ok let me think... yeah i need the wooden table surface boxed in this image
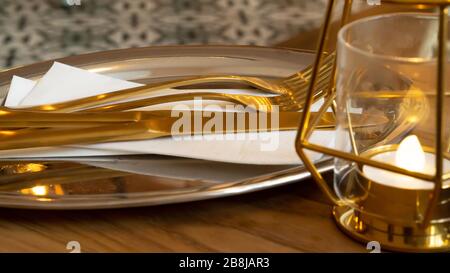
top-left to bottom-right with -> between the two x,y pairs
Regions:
1,4 -> 416,253
0,176 -> 364,252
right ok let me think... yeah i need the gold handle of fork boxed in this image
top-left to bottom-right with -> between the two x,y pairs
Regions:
84,92 -> 275,112
24,75 -> 288,113
3,92 -> 277,115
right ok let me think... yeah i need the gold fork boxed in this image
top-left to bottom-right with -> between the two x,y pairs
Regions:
21,53 -> 335,113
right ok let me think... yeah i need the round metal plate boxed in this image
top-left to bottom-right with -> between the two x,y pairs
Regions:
0,46 -> 331,209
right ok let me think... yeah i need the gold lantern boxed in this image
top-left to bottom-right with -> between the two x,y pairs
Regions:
296,0 -> 450,251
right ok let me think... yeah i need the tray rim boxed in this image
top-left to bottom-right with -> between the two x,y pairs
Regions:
0,44 -> 316,85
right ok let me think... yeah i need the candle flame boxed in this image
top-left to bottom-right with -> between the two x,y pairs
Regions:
395,135 -> 425,173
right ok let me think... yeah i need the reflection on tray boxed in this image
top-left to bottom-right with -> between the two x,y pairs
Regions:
0,155 -> 298,195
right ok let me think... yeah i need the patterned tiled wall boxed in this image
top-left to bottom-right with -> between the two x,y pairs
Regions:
0,0 -> 326,68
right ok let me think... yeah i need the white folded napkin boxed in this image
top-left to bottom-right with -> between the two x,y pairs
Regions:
2,62 -> 334,165
4,76 -> 36,107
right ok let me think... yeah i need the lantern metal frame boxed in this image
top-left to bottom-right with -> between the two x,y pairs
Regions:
295,0 -> 450,251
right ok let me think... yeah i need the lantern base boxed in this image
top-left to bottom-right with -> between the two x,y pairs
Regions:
333,206 -> 450,252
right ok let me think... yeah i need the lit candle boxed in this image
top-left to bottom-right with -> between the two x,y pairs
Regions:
363,135 -> 450,190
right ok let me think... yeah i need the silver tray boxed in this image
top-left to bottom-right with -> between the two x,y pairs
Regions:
0,45 -> 332,209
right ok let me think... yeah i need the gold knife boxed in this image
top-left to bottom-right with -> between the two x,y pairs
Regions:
0,110 -> 388,151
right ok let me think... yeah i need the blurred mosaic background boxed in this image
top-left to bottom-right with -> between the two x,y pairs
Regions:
0,0 -> 327,68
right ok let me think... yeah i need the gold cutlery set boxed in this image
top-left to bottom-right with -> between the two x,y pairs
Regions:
0,49 -> 338,194
0,52 -> 336,151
